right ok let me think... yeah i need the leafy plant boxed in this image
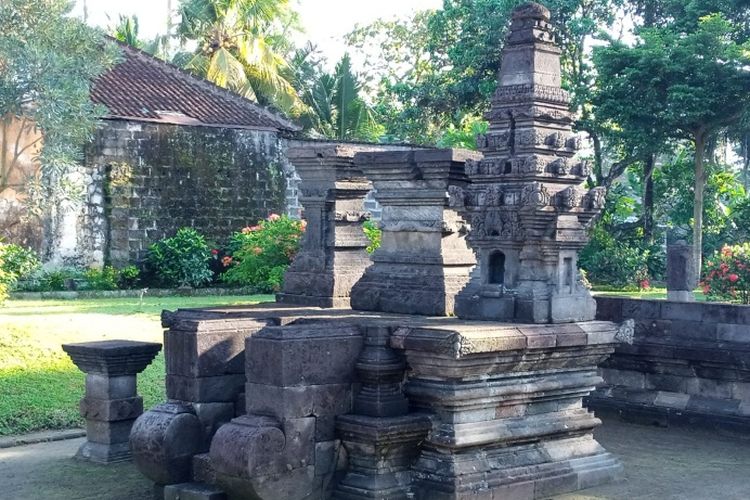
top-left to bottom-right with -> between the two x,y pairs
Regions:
0,0 -> 120,212
81,266 -> 119,291
702,244 -> 750,304
146,228 -> 213,288
221,214 -> 304,292
117,265 -> 141,289
363,220 -> 382,254
0,244 -> 40,281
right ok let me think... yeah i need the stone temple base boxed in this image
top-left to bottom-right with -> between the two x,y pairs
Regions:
130,304 -> 622,500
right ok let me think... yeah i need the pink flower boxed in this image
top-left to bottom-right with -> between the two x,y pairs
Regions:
268,213 -> 281,221
241,227 -> 252,234
729,274 -> 739,283
249,225 -> 261,232
211,249 -> 219,255
221,256 -> 233,267
252,247 -> 263,255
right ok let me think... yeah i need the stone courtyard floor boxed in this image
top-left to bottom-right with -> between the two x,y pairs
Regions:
0,418 -> 748,500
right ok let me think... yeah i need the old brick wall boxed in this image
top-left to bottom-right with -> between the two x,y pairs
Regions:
88,120 -> 287,267
591,296 -> 750,431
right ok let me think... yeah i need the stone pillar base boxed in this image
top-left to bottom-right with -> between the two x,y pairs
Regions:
75,441 -> 132,464
414,437 -> 621,500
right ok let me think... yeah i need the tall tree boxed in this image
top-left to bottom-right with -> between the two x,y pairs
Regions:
594,13 -> 750,270
345,0 -> 624,144
291,50 -> 381,141
177,0 -> 302,112
0,0 -> 119,211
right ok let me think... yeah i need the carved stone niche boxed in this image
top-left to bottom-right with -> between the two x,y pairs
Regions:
277,144 -> 375,308
349,148 -> 481,316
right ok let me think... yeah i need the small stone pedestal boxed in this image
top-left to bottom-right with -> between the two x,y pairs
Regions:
667,241 -> 696,302
350,149 -> 480,316
334,327 -> 431,499
277,144 -> 374,308
62,340 -> 161,463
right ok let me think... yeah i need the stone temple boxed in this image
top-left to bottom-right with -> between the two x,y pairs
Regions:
129,3 -> 628,499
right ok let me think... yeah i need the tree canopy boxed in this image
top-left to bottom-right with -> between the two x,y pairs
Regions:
0,0 -> 119,210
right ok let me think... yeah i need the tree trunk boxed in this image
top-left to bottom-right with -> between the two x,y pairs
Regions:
693,133 -> 707,281
643,154 -> 655,243
743,133 -> 749,191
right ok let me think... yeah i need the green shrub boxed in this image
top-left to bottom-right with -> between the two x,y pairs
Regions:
702,243 -> 750,304
147,228 -> 213,288
221,214 -> 305,292
579,225 -> 663,288
0,251 -> 12,304
117,265 -> 140,289
17,268 -> 84,292
0,244 -> 41,280
81,266 -> 119,291
363,220 -> 382,254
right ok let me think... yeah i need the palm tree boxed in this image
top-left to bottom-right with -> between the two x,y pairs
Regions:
177,0 -> 302,112
290,48 -> 380,141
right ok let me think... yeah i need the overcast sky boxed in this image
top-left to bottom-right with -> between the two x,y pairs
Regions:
72,0 -> 442,67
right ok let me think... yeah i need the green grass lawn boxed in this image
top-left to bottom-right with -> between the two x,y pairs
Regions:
0,295 -> 272,436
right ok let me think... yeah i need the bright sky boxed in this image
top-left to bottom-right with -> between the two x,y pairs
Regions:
72,0 -> 442,67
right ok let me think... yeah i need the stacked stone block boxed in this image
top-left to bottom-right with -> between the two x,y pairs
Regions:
454,2 -> 603,323
592,296 -> 750,431
277,144 -> 375,308
88,122 -> 286,267
391,321 -> 622,499
334,326 -> 431,499
208,321 -> 365,499
62,340 -> 161,463
350,148 -> 481,316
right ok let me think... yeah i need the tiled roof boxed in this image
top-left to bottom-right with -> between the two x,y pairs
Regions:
91,41 -> 300,132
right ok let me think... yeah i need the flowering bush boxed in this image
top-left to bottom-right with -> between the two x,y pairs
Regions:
147,228 -> 213,288
221,214 -> 305,292
701,243 -> 750,304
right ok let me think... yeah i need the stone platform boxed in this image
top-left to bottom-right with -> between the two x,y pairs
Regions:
131,303 -> 623,500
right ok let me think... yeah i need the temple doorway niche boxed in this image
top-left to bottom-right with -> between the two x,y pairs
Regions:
488,251 -> 506,286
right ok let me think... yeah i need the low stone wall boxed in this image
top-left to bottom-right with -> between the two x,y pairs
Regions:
591,296 -> 750,432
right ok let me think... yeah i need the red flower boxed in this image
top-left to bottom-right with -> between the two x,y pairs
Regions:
211,249 -> 219,255
729,274 -> 739,283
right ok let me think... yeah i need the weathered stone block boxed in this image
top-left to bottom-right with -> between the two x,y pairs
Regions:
163,482 -> 227,500
245,383 -> 353,420
79,396 -> 143,422
130,402 -> 207,485
193,402 -> 236,442
717,323 -> 750,343
166,374 -> 246,403
245,324 -> 362,387
165,326 -> 259,377
662,302 -> 702,322
85,374 -> 137,400
86,419 -> 135,445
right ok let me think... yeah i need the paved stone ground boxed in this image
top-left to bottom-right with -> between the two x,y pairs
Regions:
0,419 -> 748,499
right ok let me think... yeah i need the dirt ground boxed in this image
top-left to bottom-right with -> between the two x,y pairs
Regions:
1,418 -> 748,500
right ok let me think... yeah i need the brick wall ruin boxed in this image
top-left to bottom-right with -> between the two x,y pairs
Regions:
87,120 -> 288,267
591,296 -> 750,432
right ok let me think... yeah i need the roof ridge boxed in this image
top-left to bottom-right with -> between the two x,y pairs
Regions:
103,37 -> 300,132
